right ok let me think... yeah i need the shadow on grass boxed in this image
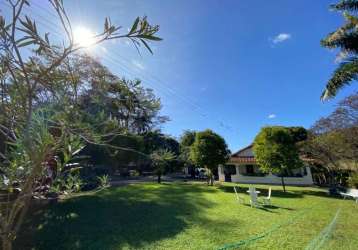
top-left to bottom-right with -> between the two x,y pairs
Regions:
264,205 -> 295,211
241,203 -> 278,213
298,189 -> 342,200
218,185 -> 341,200
218,185 -> 303,199
240,203 -> 294,213
15,183 -> 217,250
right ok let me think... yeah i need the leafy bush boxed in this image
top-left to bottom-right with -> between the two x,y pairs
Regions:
97,175 -> 110,188
348,173 -> 358,189
50,172 -> 84,194
65,173 -> 84,193
129,170 -> 140,177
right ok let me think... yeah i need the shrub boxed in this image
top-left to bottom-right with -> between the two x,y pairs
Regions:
97,175 -> 110,188
348,173 -> 358,189
129,170 -> 140,177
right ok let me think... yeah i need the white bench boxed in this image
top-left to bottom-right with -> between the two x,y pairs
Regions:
339,188 -> 358,203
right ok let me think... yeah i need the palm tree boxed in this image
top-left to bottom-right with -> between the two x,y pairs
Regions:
321,0 -> 358,100
150,149 -> 176,183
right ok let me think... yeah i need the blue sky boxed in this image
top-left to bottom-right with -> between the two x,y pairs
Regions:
2,0 -> 356,151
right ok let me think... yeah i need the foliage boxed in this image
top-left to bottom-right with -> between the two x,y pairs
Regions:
302,92 -> 358,180
179,130 -> 196,167
62,54 -> 169,135
150,149 -> 176,183
312,92 -> 358,133
179,130 -> 196,148
190,129 -> 230,185
303,131 -> 348,170
348,172 -> 358,188
63,172 -> 83,193
97,174 -> 110,189
321,0 -> 358,99
84,134 -> 146,173
143,131 -> 180,155
253,126 -> 306,192
332,0 -> 358,11
0,0 -> 162,249
288,127 -> 308,142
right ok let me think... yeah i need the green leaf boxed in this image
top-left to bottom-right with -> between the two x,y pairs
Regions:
104,17 -> 109,31
0,16 -> 5,28
17,27 -> 33,36
17,40 -> 35,47
140,39 -> 153,54
129,17 -> 140,34
138,35 -> 162,41
45,32 -> 50,44
16,36 -> 31,44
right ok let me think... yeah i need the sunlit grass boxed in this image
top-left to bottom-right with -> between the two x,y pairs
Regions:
16,182 -> 358,250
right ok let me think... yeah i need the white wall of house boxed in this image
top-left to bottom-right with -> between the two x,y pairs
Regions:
218,165 -> 314,186
218,165 -> 225,181
220,145 -> 314,186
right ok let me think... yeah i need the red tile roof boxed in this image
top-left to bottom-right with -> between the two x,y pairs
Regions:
229,156 -> 256,164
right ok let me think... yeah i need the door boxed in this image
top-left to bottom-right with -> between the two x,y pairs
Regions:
224,165 -> 236,182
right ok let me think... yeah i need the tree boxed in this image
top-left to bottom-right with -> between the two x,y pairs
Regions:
253,126 -> 306,192
142,131 -> 180,178
50,54 -> 168,173
308,92 -> 358,164
180,130 -> 196,148
190,129 -> 230,185
143,131 -> 180,155
302,131 -> 350,184
150,149 -> 176,183
48,54 -> 168,135
321,0 -> 358,100
0,1 -> 161,249
179,130 -> 196,174
302,92 -> 358,185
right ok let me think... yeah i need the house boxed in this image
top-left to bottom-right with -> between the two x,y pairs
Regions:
218,145 -> 314,186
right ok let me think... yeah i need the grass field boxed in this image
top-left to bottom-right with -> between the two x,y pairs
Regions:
16,182 -> 358,250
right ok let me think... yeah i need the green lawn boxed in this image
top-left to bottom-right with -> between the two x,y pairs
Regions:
16,182 -> 358,250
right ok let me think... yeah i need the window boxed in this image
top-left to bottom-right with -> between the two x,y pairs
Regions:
246,165 -> 254,174
303,167 -> 307,176
224,165 -> 236,175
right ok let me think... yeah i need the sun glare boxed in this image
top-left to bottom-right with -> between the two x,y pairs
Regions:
73,26 -> 96,48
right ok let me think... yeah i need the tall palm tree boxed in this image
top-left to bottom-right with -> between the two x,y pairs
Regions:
321,0 -> 358,100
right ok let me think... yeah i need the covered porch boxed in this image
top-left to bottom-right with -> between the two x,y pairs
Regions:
218,163 -> 314,186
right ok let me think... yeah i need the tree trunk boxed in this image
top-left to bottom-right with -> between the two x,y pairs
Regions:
207,168 -> 214,186
210,175 -> 214,186
328,170 -> 338,195
281,176 -> 286,192
2,236 -> 12,250
157,174 -> 161,184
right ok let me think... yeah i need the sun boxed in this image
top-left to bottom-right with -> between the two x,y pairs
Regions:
73,26 -> 96,48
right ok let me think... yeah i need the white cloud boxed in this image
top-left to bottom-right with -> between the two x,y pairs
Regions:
271,33 -> 291,44
268,114 -> 276,119
132,60 -> 145,70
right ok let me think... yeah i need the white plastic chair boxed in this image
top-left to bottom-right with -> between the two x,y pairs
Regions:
233,186 -> 244,204
262,187 -> 272,205
249,190 -> 258,207
248,186 -> 255,193
340,188 -> 358,203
